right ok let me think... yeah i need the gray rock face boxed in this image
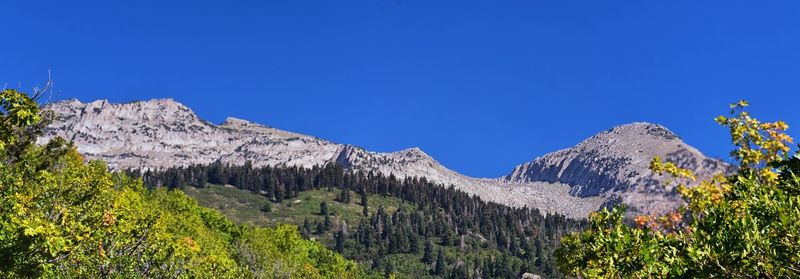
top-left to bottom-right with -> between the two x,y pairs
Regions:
40,99 -> 728,218
40,98 -> 604,218
503,122 -> 730,215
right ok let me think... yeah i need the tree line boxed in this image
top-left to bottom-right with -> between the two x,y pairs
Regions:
131,161 -> 588,278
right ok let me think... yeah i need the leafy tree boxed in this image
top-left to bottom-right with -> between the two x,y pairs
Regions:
556,101 -> 800,278
0,89 -> 362,278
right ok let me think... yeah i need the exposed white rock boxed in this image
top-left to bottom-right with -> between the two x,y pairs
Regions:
40,99 -> 726,218
40,98 -> 603,218
503,122 -> 730,216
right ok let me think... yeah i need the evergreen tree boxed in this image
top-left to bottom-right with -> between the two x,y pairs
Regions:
409,233 -> 420,254
274,183 -> 284,202
320,201 -> 329,216
422,239 -> 434,264
335,229 -> 346,253
301,218 -> 311,239
435,247 -> 446,275
260,200 -> 272,212
316,220 -> 325,234
534,237 -> 543,268
197,173 -> 208,188
440,229 -> 452,246
450,261 -> 469,279
362,199 -> 368,217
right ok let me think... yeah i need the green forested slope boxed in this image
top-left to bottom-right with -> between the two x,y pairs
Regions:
137,161 -> 588,278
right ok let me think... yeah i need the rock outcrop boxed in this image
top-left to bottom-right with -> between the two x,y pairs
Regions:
503,122 -> 730,216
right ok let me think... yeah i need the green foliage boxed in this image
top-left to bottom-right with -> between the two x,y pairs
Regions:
144,160 -> 588,278
0,90 -> 361,278
0,89 -> 42,154
556,101 -> 800,278
170,176 -> 578,278
434,248 -> 446,275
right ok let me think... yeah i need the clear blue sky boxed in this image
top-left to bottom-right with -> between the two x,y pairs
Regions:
3,1 -> 799,178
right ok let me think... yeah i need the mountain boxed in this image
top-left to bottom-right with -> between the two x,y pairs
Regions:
503,122 -> 730,216
40,98 -> 728,218
40,98 -> 602,218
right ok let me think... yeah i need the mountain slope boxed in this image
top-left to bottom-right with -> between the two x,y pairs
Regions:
41,99 -> 727,218
503,122 -> 730,215
40,98 -> 602,218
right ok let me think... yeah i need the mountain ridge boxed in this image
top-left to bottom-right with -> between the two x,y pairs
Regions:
40,98 -> 727,218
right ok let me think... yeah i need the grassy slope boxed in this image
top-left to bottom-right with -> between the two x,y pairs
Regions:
184,185 -> 413,242
184,185 -> 510,279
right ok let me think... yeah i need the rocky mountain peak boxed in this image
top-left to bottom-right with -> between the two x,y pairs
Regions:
504,122 -> 729,215
599,122 -> 680,141
395,147 -> 431,159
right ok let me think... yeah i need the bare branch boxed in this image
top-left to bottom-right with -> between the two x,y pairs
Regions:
31,69 -> 53,101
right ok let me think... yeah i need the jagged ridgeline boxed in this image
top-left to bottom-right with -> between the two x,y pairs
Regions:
129,162 -> 588,278
43,99 -> 729,219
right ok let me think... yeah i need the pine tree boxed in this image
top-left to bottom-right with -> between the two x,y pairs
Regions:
320,201 -> 329,216
344,189 -> 351,203
361,192 -> 369,216
197,173 -> 208,188
440,229 -> 452,246
422,239 -> 434,264
534,237 -> 543,268
409,233 -> 420,254
450,260 -> 469,279
435,247 -> 446,275
316,220 -> 325,234
274,183 -> 284,202
335,229 -> 345,253
302,218 -> 312,238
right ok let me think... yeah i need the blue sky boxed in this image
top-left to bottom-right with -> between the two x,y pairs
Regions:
3,1 -> 799,178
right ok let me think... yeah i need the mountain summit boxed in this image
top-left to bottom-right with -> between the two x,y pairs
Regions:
504,122 -> 730,215
41,99 -> 728,218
